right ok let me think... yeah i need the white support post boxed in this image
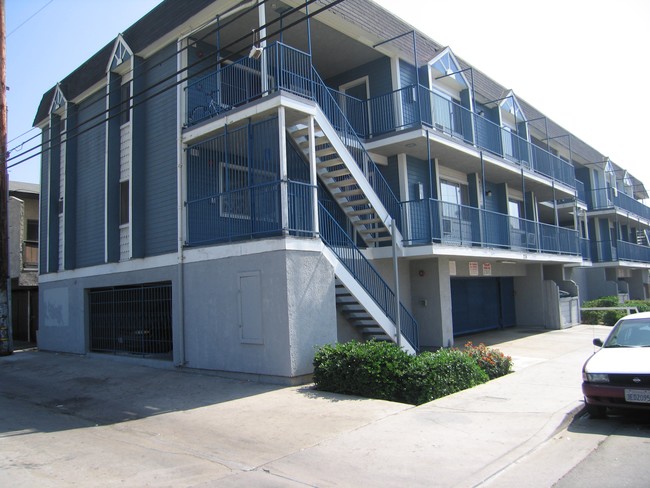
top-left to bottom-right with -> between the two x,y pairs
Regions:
278,106 -> 289,233
308,115 -> 319,235
258,1 -> 269,94
392,218 -> 401,348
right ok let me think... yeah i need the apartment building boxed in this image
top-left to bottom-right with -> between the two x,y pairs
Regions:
8,181 -> 40,344
34,0 -> 650,382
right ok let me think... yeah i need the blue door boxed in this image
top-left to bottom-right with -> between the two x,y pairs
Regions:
451,277 -> 516,335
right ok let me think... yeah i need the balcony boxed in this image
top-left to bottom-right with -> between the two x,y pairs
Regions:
402,199 -> 580,256
587,187 -> 650,221
590,239 -> 650,264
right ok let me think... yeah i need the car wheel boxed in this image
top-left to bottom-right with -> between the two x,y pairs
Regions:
586,403 -> 607,419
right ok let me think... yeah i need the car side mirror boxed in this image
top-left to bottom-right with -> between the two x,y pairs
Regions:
593,338 -> 603,347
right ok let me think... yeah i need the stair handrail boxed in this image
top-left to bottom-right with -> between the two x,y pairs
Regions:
319,204 -> 419,351
309,66 -> 402,232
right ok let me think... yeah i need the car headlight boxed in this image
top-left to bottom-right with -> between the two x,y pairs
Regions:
583,372 -> 609,383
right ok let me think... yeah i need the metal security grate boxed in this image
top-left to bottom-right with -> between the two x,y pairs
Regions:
89,282 -> 173,358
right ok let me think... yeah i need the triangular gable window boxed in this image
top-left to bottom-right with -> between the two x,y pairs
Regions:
428,47 -> 469,88
49,84 -> 67,114
623,171 -> 633,188
500,91 -> 526,122
108,35 -> 132,71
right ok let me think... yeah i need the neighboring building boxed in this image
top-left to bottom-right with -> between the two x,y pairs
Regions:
8,181 -> 40,344
34,0 -> 650,382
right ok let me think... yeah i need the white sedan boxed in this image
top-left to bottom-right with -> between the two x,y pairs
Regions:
582,311 -> 650,418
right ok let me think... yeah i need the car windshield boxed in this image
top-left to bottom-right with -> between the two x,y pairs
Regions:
604,319 -> 650,347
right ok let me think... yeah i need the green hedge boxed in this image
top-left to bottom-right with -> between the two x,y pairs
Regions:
581,296 -> 650,326
313,340 -> 512,405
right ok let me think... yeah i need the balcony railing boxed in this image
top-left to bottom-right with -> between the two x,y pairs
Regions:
590,238 -> 650,264
186,180 -> 316,246
588,187 -> 650,221
402,198 -> 580,255
319,205 -> 419,351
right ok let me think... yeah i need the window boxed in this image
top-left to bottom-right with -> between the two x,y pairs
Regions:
120,180 -> 130,225
120,82 -> 131,126
219,162 -> 275,219
509,199 -> 523,230
26,220 -> 39,241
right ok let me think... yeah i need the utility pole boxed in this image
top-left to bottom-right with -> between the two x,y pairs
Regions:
0,0 -> 12,356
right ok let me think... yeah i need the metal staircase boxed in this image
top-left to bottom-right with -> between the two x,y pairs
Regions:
319,205 -> 419,353
288,121 -> 393,246
335,278 -> 391,342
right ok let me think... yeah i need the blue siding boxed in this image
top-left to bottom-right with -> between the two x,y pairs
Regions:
379,155 -> 400,199
143,44 -> 178,256
39,127 -> 50,273
399,60 -> 416,87
406,156 -> 430,199
326,56 -> 392,97
75,91 -> 106,268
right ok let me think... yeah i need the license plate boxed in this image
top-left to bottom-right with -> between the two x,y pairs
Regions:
625,389 -> 650,404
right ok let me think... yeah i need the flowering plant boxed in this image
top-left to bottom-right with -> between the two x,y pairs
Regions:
460,342 -> 512,380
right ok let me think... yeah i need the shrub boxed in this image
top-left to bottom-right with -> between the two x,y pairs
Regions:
460,342 -> 513,380
581,296 -> 620,324
312,340 -> 410,401
581,296 -> 650,325
313,341 -> 490,405
401,349 -> 488,405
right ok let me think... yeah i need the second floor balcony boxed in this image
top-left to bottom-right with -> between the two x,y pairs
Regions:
591,238 -> 650,264
401,199 -> 580,256
587,187 -> 650,222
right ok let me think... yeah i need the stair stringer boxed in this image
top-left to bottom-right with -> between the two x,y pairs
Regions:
322,246 -> 416,355
297,107 -> 405,248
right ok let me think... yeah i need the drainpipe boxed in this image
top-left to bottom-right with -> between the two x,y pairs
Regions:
176,38 -> 187,366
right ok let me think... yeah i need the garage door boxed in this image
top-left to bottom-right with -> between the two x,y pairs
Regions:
89,282 -> 173,358
451,277 -> 515,335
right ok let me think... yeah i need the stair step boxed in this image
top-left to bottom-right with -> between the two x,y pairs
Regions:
364,236 -> 393,243
346,208 -> 375,216
354,217 -> 383,225
316,147 -> 338,158
327,178 -> 356,188
334,188 -> 364,198
317,158 -> 344,169
291,127 -> 309,138
322,168 -> 351,178
340,198 -> 369,207
299,136 -> 329,148
357,227 -> 389,236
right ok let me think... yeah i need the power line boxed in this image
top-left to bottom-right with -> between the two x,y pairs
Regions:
8,0 -> 340,169
7,0 -> 54,38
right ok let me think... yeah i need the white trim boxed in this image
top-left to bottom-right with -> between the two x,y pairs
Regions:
39,252 -> 179,283
339,75 -> 370,98
391,56 -> 404,130
107,34 -> 134,73
49,84 -> 67,115
397,153 -> 409,202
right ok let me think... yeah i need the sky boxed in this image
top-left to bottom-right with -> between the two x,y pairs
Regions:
6,0 -> 650,194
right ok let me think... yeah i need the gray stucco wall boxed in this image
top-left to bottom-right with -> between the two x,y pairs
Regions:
182,248 -> 337,380
514,263 -> 545,327
8,197 -> 23,279
38,264 -> 178,354
38,247 -> 337,381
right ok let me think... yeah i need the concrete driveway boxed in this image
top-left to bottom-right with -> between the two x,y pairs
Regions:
0,324 -> 607,487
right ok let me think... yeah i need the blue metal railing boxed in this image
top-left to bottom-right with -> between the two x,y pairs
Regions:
359,84 -> 576,190
319,204 -> 419,351
591,239 -> 650,264
587,187 -> 650,221
401,198 -> 580,255
310,68 -> 402,231
580,238 -> 591,260
186,180 -> 316,245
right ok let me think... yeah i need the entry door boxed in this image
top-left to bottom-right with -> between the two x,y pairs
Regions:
341,78 -> 369,135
